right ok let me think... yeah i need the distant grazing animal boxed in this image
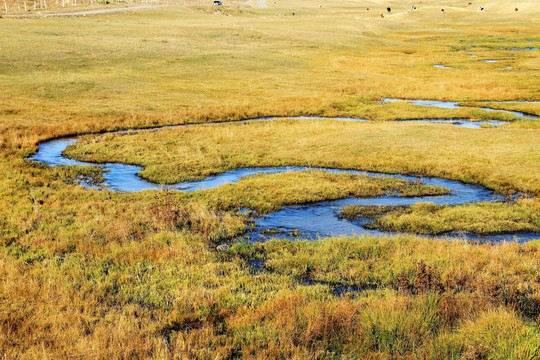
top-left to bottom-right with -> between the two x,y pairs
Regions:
515,7 -> 518,11
292,10 -> 295,15
387,7 -> 391,13
366,8 -> 369,10
480,6 -> 484,11
411,5 -> 416,10
380,13 -> 384,18
441,8 -> 445,14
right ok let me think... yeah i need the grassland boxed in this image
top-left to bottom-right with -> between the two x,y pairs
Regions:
66,120 -> 540,195
1,0 -> 539,358
2,0 -> 540,154
197,170 -> 451,213
342,198 -> 540,235
64,119 -> 540,235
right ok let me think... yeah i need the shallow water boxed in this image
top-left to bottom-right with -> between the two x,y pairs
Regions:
382,98 -> 539,120
398,119 -> 508,128
248,172 -> 506,242
29,117 -> 539,243
510,47 -> 538,51
433,64 -> 452,69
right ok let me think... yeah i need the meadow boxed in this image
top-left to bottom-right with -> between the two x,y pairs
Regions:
0,0 -> 539,358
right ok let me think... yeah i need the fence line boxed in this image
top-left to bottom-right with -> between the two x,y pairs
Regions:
0,0 -> 210,14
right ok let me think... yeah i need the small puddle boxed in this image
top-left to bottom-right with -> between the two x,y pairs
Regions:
510,47 -> 538,52
297,277 -> 374,297
332,285 -> 364,297
247,259 -> 266,274
433,64 -> 452,69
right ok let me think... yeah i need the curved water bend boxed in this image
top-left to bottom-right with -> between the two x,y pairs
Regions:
29,118 -> 539,243
29,115 -> 509,191
382,98 -> 539,120
29,136 -> 495,196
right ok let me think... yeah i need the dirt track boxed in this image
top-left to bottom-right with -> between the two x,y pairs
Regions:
1,5 -> 155,18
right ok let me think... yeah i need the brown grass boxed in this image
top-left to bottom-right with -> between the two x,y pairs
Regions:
0,1 -> 539,358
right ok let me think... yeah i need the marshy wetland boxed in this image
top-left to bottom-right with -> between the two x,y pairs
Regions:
1,0 -> 540,358
32,117 -> 539,242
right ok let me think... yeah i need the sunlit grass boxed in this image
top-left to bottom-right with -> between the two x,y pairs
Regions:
1,2 -> 539,153
66,120 -> 540,195
342,198 -> 540,235
0,0 -> 539,357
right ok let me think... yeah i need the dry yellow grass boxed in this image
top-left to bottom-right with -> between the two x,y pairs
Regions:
1,1 -> 539,153
67,120 -> 540,194
0,0 -> 539,358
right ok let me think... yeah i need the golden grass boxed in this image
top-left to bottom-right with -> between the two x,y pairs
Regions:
0,1 -> 539,357
1,2 -> 539,153
66,120 -> 540,195
196,170 -> 449,213
362,198 -> 540,235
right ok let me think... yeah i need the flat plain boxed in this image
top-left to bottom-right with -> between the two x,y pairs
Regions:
1,0 -> 539,358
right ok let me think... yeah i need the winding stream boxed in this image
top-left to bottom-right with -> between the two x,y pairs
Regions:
382,98 -> 540,120
29,114 -> 540,243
